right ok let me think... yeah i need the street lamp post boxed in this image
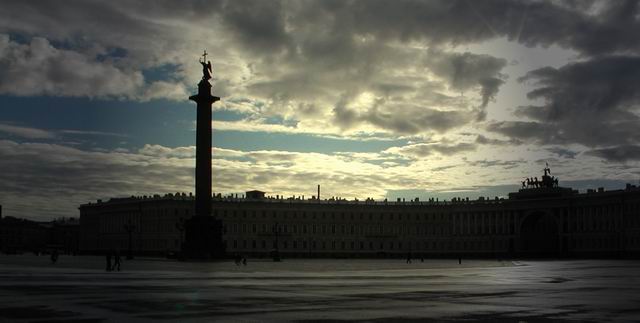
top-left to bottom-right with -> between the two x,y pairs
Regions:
123,220 -> 136,260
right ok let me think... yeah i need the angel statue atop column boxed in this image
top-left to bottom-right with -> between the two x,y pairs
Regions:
200,50 -> 212,81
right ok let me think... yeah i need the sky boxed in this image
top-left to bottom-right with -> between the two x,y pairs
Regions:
1,0 -> 640,221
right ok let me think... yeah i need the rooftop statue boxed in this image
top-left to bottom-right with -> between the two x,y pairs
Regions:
543,162 -> 551,177
523,162 -> 559,189
199,50 -> 212,81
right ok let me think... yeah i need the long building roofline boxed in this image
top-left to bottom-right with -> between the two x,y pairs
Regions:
79,183 -> 640,208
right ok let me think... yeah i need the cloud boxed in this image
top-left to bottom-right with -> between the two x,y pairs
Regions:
1,137 -> 634,221
138,144 -> 196,159
0,35 -> 144,98
475,134 -> 522,146
547,147 -> 579,159
0,123 -> 55,139
485,120 -> 561,144
585,145 -> 640,163
489,56 -> 640,155
0,122 -> 129,141
3,0 -> 640,220
425,48 -> 507,111
465,158 -> 525,169
385,142 -> 476,158
10,0 -> 626,139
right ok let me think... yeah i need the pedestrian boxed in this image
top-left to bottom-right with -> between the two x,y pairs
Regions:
50,250 -> 59,264
458,257 -> 462,265
106,251 -> 112,272
242,257 -> 247,266
113,250 -> 122,272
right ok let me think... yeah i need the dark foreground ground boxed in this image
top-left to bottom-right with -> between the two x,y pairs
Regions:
0,255 -> 639,322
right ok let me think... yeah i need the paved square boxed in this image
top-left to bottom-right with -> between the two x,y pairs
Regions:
1,256 -> 639,322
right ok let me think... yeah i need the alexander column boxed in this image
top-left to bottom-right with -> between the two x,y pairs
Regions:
182,51 -> 225,259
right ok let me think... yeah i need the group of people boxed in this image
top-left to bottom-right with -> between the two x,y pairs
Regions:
405,253 -> 425,264
105,250 -> 122,272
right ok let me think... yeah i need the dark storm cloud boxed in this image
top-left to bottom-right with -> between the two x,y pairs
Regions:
474,134 -> 522,146
485,121 -> 563,145
491,56 -> 640,153
586,145 -> 640,163
425,49 -> 507,112
0,0 -> 581,135
465,158 -> 525,169
295,0 -> 640,56
547,147 -> 579,159
220,1 -> 291,54
364,105 -> 472,135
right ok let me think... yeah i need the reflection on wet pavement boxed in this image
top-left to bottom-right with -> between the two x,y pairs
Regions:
0,256 -> 639,322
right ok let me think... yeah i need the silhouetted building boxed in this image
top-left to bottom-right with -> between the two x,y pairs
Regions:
246,190 -> 266,200
79,180 -> 640,258
0,216 -> 48,254
48,217 -> 80,254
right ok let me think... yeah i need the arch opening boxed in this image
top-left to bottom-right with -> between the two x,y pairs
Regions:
519,212 -> 559,256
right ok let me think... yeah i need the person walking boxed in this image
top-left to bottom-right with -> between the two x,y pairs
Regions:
113,250 -> 122,272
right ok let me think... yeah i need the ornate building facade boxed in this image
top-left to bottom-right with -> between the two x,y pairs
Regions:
79,180 -> 640,258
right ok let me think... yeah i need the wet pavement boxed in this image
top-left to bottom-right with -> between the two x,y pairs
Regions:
0,255 -> 639,322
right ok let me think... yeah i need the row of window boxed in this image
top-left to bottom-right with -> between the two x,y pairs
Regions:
216,209 -> 453,221
227,239 -> 508,251
223,222 -> 451,236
